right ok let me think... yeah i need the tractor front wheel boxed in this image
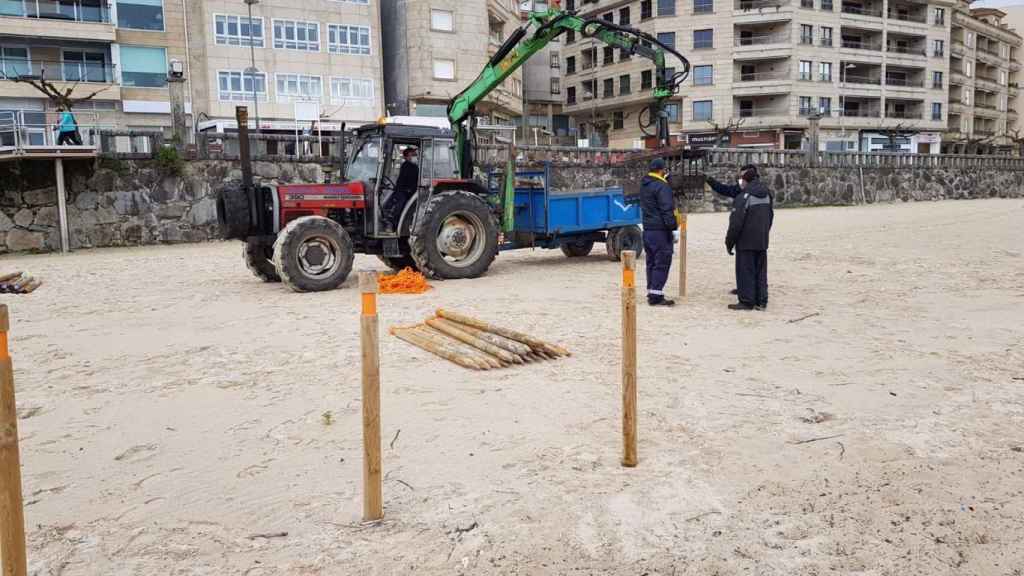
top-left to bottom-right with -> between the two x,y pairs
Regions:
273,216 -> 354,292
410,190 -> 498,279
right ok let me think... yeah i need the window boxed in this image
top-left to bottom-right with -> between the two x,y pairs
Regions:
821,27 -> 833,47
693,99 -> 712,121
566,30 -> 575,44
694,29 -> 713,49
62,51 -> 108,83
117,0 -> 164,31
551,77 -> 561,94
966,32 -> 974,48
328,25 -> 369,54
932,39 -> 944,57
433,59 -> 455,80
1000,70 -> 1007,85
274,20 -> 320,52
821,0 -> 832,10
963,90 -> 969,105
933,7 -> 945,26
566,0 -> 574,9
567,86 -> 576,104
819,62 -> 831,82
819,96 -> 831,115
331,77 -> 373,103
620,48 -> 631,61
602,11 -> 613,22
801,0 -> 813,8
618,8 -> 630,24
799,60 -> 812,81
799,96 -> 813,115
665,103 -> 680,122
694,0 -> 712,14
119,46 -> 166,87
964,60 -> 972,77
932,102 -> 942,120
800,24 -> 813,45
218,70 -> 266,102
603,78 -> 614,98
276,74 -> 322,102
566,56 -> 575,74
658,0 -> 675,16
215,15 -> 264,47
933,71 -> 942,88
641,0 -> 653,20
693,65 -> 713,85
489,20 -> 504,44
641,69 -> 653,89
657,32 -> 676,50
550,52 -> 559,69
0,47 -> 29,78
619,74 -> 631,94
430,9 -> 453,32
582,79 -> 595,99
613,110 -> 624,129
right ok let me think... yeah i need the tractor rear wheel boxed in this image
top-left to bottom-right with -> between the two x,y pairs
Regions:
410,190 -> 498,279
273,216 -> 354,292
377,254 -> 418,272
216,184 -> 252,240
607,225 -> 643,261
560,238 -> 595,258
244,239 -> 280,282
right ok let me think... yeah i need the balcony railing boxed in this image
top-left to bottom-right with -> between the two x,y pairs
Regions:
951,41 -> 965,56
841,109 -> 881,117
885,76 -> 925,88
734,33 -> 789,46
843,75 -> 882,85
887,45 -> 927,56
736,70 -> 790,82
0,4 -> 112,24
885,110 -> 922,119
735,0 -> 792,10
842,4 -> 883,18
736,106 -> 788,117
975,102 -> 997,110
0,60 -> 116,84
887,11 -> 927,23
842,40 -> 883,51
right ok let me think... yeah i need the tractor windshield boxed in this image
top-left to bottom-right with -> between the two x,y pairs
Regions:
347,135 -> 383,183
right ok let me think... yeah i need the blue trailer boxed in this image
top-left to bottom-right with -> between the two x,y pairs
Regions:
487,164 -> 644,261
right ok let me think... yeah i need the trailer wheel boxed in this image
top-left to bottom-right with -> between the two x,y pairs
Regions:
410,190 -> 498,279
244,239 -> 280,282
607,226 -> 643,261
560,238 -> 595,258
377,254 -> 418,272
273,216 -> 354,292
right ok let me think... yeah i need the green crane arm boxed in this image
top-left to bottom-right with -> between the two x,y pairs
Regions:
447,5 -> 690,178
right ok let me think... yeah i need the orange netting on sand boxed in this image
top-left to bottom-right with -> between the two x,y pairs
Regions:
378,267 -> 432,294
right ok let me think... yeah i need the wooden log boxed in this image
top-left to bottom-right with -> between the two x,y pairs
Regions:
0,273 -> 22,284
413,326 -> 503,369
621,251 -> 638,468
359,271 -> 383,521
425,318 -> 519,365
10,277 -> 32,294
0,305 -> 28,576
440,320 -> 532,358
435,309 -> 570,357
20,281 -> 41,295
390,327 -> 486,370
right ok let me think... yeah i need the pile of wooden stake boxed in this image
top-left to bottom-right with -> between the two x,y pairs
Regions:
0,272 -> 42,294
390,309 -> 570,370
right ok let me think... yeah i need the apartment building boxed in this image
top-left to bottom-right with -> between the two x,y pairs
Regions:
0,0 -> 189,144
519,0 -> 572,144
188,0 -> 384,138
381,0 -> 524,134
943,2 -> 1022,153
560,0 -> 961,152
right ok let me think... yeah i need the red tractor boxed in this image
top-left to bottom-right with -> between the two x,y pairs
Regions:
216,115 -> 499,292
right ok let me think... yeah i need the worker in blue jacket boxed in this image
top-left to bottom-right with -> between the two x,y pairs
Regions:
707,164 -> 774,311
53,108 -> 82,146
639,158 -> 677,307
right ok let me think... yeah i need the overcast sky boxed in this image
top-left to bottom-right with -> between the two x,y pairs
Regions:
973,0 -> 1024,8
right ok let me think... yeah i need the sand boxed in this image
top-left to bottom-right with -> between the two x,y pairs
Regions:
2,198 -> 1023,575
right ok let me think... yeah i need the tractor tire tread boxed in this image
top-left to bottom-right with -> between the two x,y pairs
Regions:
409,190 -> 498,280
244,239 -> 280,282
273,215 -> 354,293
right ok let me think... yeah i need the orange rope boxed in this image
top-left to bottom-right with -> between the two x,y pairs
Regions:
378,267 -> 432,294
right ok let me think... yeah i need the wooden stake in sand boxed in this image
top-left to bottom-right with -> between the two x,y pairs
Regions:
425,318 -> 520,365
677,211 -> 688,299
435,309 -> 570,358
621,251 -> 638,468
359,272 -> 383,521
0,305 -> 27,576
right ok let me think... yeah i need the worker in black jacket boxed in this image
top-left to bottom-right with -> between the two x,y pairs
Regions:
384,147 -> 419,231
639,158 -> 677,306
707,165 -> 774,311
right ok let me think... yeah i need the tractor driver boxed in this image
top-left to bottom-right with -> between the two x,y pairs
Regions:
384,146 -> 419,232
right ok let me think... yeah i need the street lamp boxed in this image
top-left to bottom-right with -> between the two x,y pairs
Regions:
244,0 -> 260,132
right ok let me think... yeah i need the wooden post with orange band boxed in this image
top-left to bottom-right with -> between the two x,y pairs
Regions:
621,251 -> 638,468
677,211 -> 688,298
358,271 -> 383,521
0,305 -> 27,576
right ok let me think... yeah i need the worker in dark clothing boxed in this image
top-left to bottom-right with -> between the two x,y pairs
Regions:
384,147 -> 419,231
707,165 -> 774,311
639,158 -> 677,307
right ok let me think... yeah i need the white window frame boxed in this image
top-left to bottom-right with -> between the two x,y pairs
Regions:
327,24 -> 371,55
819,61 -> 831,82
214,14 -> 265,48
433,58 -> 456,80
330,76 -> 374,104
430,9 -> 454,32
272,19 -> 321,52
60,48 -> 108,83
217,69 -> 268,102
0,45 -> 33,79
275,73 -> 323,103
116,0 -> 166,32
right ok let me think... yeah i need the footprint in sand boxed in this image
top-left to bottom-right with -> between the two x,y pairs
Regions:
115,444 -> 159,463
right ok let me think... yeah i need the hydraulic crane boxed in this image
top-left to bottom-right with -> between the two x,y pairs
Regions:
447,0 -> 691,179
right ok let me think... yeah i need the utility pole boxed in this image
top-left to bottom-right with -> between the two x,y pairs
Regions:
244,0 -> 261,133
167,59 -> 187,152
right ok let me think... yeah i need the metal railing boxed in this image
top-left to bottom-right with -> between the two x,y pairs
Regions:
736,71 -> 790,82
843,75 -> 882,85
734,0 -> 791,10
734,33 -> 790,46
887,11 -> 927,23
842,39 -> 883,51
885,110 -> 922,119
197,132 -> 346,163
736,106 -> 789,118
705,148 -> 1024,169
840,109 -> 881,117
885,76 -> 925,87
0,110 -> 109,149
0,5 -> 112,24
886,45 -> 927,56
842,4 -> 883,17
0,60 -> 116,84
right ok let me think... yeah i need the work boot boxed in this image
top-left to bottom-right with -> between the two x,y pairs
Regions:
648,296 -> 676,307
755,304 -> 767,311
728,303 -> 754,311
730,288 -> 738,295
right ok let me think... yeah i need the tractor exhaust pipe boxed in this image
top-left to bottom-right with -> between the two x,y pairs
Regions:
236,106 -> 253,190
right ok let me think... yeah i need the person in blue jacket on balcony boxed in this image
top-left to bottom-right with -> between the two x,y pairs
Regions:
54,107 -> 82,146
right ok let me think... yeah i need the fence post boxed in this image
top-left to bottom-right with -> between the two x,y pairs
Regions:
0,305 -> 27,576
621,251 -> 638,468
677,212 -> 687,299
359,271 -> 383,521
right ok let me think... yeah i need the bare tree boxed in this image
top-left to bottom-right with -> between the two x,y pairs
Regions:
707,117 -> 745,148
954,133 -> 996,155
876,122 -> 918,152
1001,128 -> 1024,157
0,63 -> 109,112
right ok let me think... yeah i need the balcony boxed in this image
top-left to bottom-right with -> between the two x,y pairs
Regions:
733,0 -> 794,22
975,50 -> 1004,68
841,39 -> 882,52
733,70 -> 792,94
886,45 -> 927,57
0,60 -> 119,100
951,41 -> 965,57
885,109 -> 922,119
0,3 -> 115,42
887,11 -> 926,24
842,4 -> 883,18
734,33 -> 790,47
885,76 -> 925,88
1011,61 -> 1021,72
840,108 -> 881,118
975,76 -> 1003,93
735,105 -> 788,118
842,75 -> 882,86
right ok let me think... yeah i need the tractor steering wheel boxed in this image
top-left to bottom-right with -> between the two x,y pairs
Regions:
378,174 -> 396,193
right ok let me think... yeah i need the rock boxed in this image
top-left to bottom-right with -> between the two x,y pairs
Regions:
159,222 -> 183,243
94,207 -> 120,225
151,177 -> 179,203
253,162 -> 281,180
88,170 -> 117,192
1,190 -> 20,208
22,188 -> 55,207
113,191 -> 143,215
75,192 -> 99,211
13,209 -> 34,228
33,206 -> 60,228
226,169 -> 242,182
157,203 -> 189,220
5,228 -> 45,252
0,211 -> 12,232
122,222 -> 144,244
187,196 -> 217,226
298,163 -> 324,184
77,210 -> 99,226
